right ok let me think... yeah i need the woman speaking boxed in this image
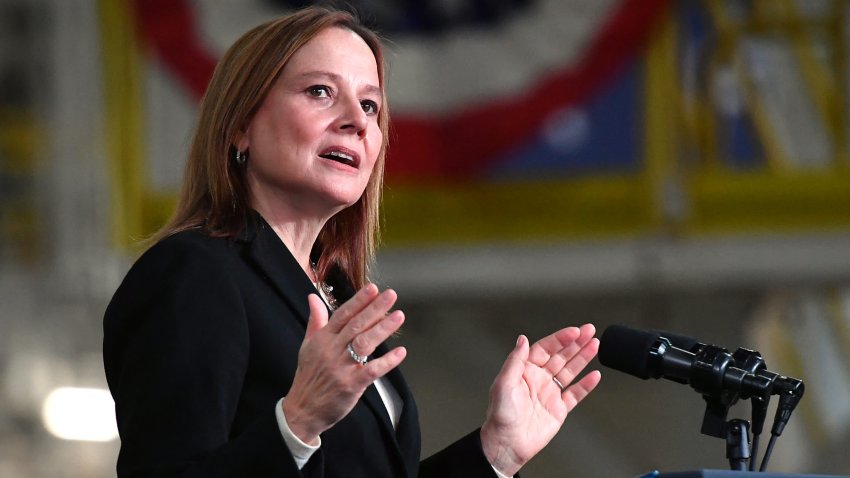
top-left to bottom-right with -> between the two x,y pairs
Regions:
103,6 -> 601,477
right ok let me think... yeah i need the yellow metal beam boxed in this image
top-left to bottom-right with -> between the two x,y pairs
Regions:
828,0 -> 849,166
98,0 -> 147,247
781,0 -> 841,151
644,7 -> 684,231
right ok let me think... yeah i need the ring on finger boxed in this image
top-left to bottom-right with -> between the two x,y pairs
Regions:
347,342 -> 368,366
552,376 -> 567,393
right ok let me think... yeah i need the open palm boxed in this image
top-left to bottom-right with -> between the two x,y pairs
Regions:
480,324 -> 602,477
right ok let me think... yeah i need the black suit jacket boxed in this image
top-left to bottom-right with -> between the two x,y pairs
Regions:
103,214 -> 500,477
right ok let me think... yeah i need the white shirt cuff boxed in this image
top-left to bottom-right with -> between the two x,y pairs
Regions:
275,397 -> 320,469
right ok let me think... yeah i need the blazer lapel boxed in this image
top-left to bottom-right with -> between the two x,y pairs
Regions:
366,344 -> 421,478
386,363 -> 421,477
238,213 -> 315,327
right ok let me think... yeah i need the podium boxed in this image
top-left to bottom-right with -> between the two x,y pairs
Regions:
657,471 -> 849,478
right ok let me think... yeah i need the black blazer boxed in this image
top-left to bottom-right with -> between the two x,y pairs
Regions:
103,214 -> 499,478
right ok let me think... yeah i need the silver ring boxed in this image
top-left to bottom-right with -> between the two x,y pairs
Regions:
552,376 -> 567,393
347,342 -> 368,366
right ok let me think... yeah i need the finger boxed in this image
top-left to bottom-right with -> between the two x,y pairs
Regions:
341,289 -> 398,342
305,294 -> 329,338
542,323 -> 596,376
554,337 -> 600,387
349,310 -> 405,358
360,346 -> 407,382
562,370 -> 602,411
324,284 -> 380,334
527,326 -> 581,367
492,335 -> 529,390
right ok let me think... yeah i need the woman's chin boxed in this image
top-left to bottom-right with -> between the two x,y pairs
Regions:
318,189 -> 365,213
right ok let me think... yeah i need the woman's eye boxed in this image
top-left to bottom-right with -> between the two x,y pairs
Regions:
360,100 -> 379,115
307,85 -> 331,98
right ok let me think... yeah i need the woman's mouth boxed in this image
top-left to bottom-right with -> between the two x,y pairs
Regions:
319,147 -> 359,168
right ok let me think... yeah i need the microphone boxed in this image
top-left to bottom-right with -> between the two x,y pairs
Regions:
599,324 -> 805,472
647,330 -> 771,470
647,329 -> 804,437
598,325 -> 772,400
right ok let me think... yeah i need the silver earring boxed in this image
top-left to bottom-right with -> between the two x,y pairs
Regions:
234,149 -> 248,165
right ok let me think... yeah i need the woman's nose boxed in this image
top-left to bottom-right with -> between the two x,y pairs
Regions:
337,97 -> 368,137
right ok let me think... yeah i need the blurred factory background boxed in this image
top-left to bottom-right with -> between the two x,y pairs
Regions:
1,0 -> 850,476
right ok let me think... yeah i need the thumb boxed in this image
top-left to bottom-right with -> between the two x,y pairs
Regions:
306,294 -> 329,337
496,335 -> 529,385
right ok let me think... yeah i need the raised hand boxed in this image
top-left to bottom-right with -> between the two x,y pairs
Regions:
480,324 -> 602,476
282,284 -> 407,444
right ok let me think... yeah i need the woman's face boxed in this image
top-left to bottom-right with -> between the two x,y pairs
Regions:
239,26 -> 383,216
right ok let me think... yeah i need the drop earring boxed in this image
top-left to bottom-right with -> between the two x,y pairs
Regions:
233,148 -> 248,165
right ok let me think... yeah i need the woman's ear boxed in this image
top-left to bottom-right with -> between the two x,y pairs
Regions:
235,127 -> 250,152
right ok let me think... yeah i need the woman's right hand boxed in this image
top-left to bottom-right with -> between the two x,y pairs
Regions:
281,284 -> 407,444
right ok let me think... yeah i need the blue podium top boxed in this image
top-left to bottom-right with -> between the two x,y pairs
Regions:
657,470 -> 849,478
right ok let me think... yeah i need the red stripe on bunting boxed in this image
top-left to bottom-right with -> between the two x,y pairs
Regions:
129,0 -> 669,182
130,0 -> 217,98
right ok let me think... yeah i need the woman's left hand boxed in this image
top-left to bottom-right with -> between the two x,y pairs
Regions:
480,324 -> 602,477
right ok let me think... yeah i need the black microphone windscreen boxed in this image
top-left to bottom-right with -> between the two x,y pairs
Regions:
599,325 -> 664,379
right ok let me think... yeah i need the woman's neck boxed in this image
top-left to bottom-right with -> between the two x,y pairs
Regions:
247,178 -> 350,280
252,204 -> 330,282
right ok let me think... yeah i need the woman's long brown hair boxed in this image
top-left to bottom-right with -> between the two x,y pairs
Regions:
149,6 -> 389,289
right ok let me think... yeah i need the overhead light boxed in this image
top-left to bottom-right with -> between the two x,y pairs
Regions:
41,387 -> 119,442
